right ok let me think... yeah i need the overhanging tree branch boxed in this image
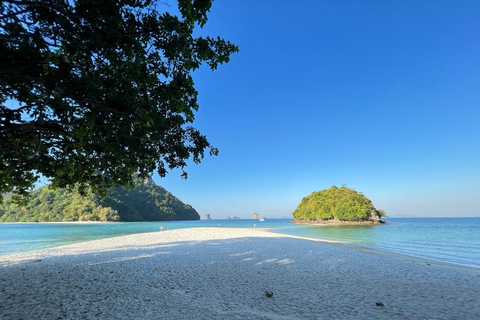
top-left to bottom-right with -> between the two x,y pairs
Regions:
0,0 -> 239,203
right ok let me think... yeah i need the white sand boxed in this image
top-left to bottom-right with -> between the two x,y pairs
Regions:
1,228 -> 479,319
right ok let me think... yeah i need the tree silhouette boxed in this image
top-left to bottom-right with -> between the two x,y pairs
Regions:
0,0 -> 238,201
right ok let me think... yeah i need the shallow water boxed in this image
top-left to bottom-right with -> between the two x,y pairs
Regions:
274,218 -> 480,268
1,218 -> 479,268
0,219 -> 289,256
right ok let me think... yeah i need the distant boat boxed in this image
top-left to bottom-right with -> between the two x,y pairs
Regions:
259,216 -> 266,222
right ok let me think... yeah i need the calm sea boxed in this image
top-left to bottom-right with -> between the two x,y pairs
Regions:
0,218 -> 479,268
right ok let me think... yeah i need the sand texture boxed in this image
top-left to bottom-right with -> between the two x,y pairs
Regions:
1,228 -> 479,319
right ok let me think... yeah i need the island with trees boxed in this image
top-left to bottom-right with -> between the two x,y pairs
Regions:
292,186 -> 387,225
0,178 -> 199,222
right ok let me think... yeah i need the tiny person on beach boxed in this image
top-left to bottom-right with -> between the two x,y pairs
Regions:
160,226 -> 164,231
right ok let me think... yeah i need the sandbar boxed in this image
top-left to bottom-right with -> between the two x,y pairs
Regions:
1,228 -> 479,319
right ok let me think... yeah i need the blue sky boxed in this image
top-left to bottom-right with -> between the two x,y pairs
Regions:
154,0 -> 480,219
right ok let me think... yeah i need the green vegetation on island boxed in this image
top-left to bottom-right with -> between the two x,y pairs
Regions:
0,178 -> 199,222
293,186 -> 387,223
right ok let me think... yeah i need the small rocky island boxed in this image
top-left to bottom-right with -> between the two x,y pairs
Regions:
292,186 -> 387,225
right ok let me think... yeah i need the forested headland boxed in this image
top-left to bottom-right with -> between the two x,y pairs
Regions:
0,178 -> 199,222
293,186 -> 387,224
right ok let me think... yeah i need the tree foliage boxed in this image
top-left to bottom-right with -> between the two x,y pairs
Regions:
0,0 -> 238,201
0,177 -> 200,222
293,186 -> 387,222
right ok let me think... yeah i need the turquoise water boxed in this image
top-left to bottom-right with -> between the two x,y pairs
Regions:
276,218 -> 480,268
0,219 -> 290,256
1,218 -> 479,268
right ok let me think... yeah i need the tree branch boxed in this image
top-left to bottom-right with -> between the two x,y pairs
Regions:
0,8 -> 32,20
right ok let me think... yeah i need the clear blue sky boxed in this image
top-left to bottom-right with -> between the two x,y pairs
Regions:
154,0 -> 480,219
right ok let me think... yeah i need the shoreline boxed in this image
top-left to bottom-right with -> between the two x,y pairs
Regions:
0,228 -> 341,264
0,220 -> 120,224
1,228 -> 479,319
1,225 -> 478,269
290,219 -> 387,226
2,227 -> 476,271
